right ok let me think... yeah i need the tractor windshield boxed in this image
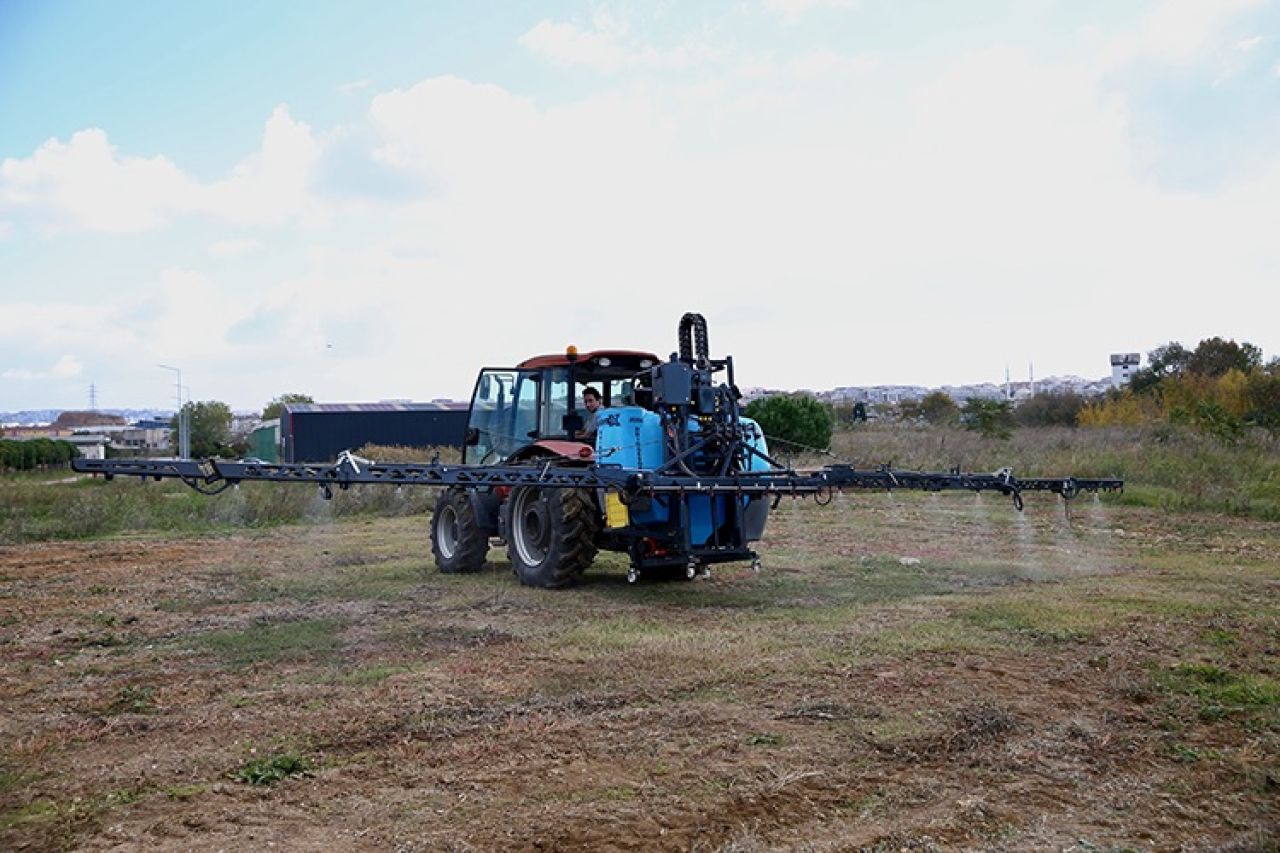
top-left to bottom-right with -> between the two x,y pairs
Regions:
464,369 -> 540,465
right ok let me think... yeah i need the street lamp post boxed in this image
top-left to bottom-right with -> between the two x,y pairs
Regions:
158,364 -> 188,458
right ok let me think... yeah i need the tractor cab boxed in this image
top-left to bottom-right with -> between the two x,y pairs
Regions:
463,349 -> 660,466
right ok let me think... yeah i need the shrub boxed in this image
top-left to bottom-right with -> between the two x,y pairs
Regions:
919,392 -> 960,426
961,399 -> 1014,439
1014,392 -> 1086,428
745,394 -> 834,453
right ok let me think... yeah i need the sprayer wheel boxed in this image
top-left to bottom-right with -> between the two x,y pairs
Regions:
504,487 -> 600,588
431,487 -> 488,573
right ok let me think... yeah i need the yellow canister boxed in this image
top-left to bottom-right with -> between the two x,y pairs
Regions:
604,492 -> 629,529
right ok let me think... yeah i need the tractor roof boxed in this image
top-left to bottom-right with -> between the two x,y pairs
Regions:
518,349 -> 660,371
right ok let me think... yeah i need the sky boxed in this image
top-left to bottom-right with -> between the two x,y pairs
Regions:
1,0 -> 1278,412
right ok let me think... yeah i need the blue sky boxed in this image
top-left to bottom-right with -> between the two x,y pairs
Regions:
2,0 -> 1278,411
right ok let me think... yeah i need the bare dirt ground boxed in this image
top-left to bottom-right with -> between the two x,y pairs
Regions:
1,493 -> 1277,851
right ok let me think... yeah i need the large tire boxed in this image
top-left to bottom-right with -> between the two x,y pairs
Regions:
504,487 -> 600,588
431,487 -> 488,574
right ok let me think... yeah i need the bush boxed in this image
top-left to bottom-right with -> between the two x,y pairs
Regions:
744,394 -> 834,453
919,391 -> 960,426
1014,392 -> 1086,428
962,399 -> 1014,439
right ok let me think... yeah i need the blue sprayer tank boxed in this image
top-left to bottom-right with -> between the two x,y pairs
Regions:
594,407 -> 771,544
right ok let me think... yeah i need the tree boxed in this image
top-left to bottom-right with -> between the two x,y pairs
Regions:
962,398 -> 1014,439
1185,337 -> 1262,378
262,393 -> 313,420
1129,341 -> 1189,393
172,400 -> 233,458
919,391 -> 960,426
744,394 -> 834,453
1245,370 -> 1280,436
1014,391 -> 1085,428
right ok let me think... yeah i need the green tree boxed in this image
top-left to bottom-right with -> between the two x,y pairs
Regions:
1245,369 -> 1280,436
1014,391 -> 1086,428
1129,341 -> 1188,393
744,394 -> 834,453
262,393 -> 314,420
1185,337 -> 1262,378
172,400 -> 234,458
896,399 -> 924,422
962,398 -> 1014,439
919,391 -> 960,426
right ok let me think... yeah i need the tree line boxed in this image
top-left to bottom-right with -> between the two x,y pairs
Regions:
753,336 -> 1280,446
0,438 -> 79,471
1080,337 -> 1279,440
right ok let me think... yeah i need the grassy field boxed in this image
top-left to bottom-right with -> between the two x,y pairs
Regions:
1,467 -> 1277,849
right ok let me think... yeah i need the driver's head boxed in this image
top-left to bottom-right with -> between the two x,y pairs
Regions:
583,387 -> 602,411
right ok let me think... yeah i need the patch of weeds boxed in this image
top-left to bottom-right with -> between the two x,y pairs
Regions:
1154,663 -> 1280,720
1165,742 -> 1202,763
0,767 -> 36,794
0,787 -> 144,831
99,788 -> 143,806
233,751 -> 312,786
195,618 -> 343,665
1203,629 -> 1239,648
154,597 -> 197,613
330,665 -> 409,686
746,732 -> 783,747
161,783 -> 207,800
837,791 -> 885,816
105,685 -> 156,715
71,631 -> 128,649
838,618 -> 1009,659
555,616 -> 704,655
572,785 -> 637,803
0,799 -> 57,830
961,600 -> 1093,643
87,611 -> 120,627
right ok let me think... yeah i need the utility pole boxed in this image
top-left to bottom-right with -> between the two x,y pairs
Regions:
158,364 -> 188,458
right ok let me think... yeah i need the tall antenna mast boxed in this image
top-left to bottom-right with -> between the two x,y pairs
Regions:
89,383 -> 98,411
1004,365 -> 1011,401
1029,361 -> 1035,397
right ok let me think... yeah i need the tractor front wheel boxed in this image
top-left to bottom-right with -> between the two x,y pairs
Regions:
431,487 -> 489,573
504,487 -> 600,588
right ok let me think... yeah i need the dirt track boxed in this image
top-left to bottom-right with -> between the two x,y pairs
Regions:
1,496 -> 1277,850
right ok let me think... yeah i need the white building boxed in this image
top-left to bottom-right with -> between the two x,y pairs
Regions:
1110,353 -> 1141,387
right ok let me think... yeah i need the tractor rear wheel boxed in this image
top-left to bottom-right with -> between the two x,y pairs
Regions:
431,487 -> 488,573
504,487 -> 600,588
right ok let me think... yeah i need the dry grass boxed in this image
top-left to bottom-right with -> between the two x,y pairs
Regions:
1,489 -> 1277,849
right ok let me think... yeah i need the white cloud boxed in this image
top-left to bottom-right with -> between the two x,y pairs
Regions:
1108,0 -> 1267,66
338,78 -> 373,95
0,105 -> 323,234
518,19 -> 714,72
208,238 -> 264,259
0,129 -> 193,233
3,354 -> 82,381
762,0 -> 858,19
